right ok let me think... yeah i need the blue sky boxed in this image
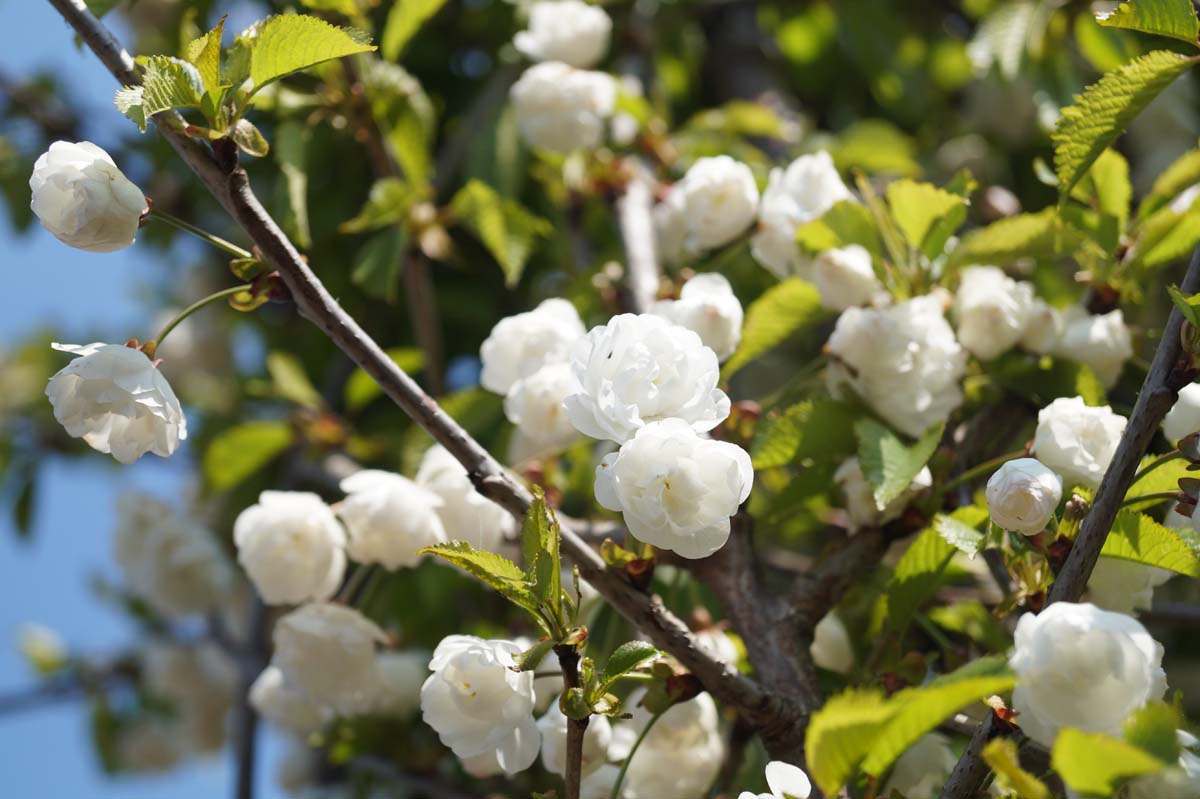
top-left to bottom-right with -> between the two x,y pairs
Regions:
0,1 -> 285,796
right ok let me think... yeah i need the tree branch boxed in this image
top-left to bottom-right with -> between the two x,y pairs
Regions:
616,163 -> 660,314
44,0 -> 792,748
554,645 -> 587,799
234,596 -> 267,799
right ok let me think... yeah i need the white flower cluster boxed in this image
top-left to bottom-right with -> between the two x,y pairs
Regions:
510,62 -> 615,153
514,0 -> 611,69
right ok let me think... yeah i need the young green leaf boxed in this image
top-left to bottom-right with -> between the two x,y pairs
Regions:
885,524 -> 956,633
521,489 -> 562,622
982,739 -> 1051,799
950,212 -> 1080,267
449,180 -> 551,287
933,506 -> 989,557
750,399 -> 858,470
722,279 -> 826,377
1141,147 -> 1200,218
249,15 -> 375,93
1128,206 -> 1200,271
597,641 -> 660,692
1098,509 -> 1200,576
420,541 -> 544,623
275,121 -> 312,248
231,118 -> 269,158
184,17 -> 226,93
1053,49 -> 1195,198
1123,702 -> 1184,764
795,200 -> 883,258
266,352 -> 322,409
885,179 -> 968,254
118,55 -> 205,131
1168,285 -> 1200,327
382,0 -> 450,61
352,226 -> 409,302
855,418 -> 942,509
114,86 -> 147,132
1097,0 -> 1200,47
514,638 -> 556,672
804,688 -> 895,796
203,420 -> 293,490
1051,729 -> 1169,795
340,178 -> 418,234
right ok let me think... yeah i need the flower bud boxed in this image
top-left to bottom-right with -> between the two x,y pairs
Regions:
985,458 -> 1062,535
30,141 -> 147,252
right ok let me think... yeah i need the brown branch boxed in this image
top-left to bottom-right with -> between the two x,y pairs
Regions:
44,0 -> 789,746
616,163 -> 659,314
554,646 -> 587,799
233,596 -> 267,799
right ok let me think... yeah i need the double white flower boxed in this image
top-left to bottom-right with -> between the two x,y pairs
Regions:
510,61 -> 616,153
738,761 -> 812,799
46,342 -> 187,463
514,0 -> 611,68
337,470 -> 446,570
672,156 -> 760,252
650,273 -> 745,362
234,491 -> 346,604
272,603 -> 387,716
30,140 -> 147,253
952,266 -> 1035,361
1031,396 -> 1126,490
751,151 -> 854,278
612,691 -> 725,799
417,444 -> 516,550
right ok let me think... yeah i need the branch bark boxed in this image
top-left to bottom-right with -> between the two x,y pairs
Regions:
616,162 -> 660,314
554,645 -> 587,799
45,0 -> 794,751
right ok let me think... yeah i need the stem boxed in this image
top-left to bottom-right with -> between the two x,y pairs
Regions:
1132,450 -> 1182,485
616,164 -> 659,314
147,208 -> 252,258
610,707 -> 665,799
1120,491 -> 1179,508
554,645 -> 588,799
940,450 -> 1026,495
234,597 -> 267,799
152,284 -> 250,347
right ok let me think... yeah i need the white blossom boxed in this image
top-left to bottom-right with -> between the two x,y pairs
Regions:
114,492 -> 234,617
416,444 -> 516,550
811,244 -> 882,311
510,61 -> 616,153
46,342 -> 187,463
29,140 -> 147,252
373,650 -> 429,717
514,0 -> 611,68
116,718 -> 186,773
504,362 -> 581,460
1162,382 -> 1200,443
834,456 -> 932,532
751,151 -> 854,278
952,266 -> 1035,361
142,642 -> 237,753
737,761 -> 813,799
595,419 -> 752,558
565,314 -> 730,443
826,294 -> 967,438
337,470 -> 446,570
651,273 -> 744,361
1009,602 -> 1166,747
1019,299 -> 1062,355
1056,306 -> 1133,388
420,635 -> 539,776
675,156 -> 760,252
249,665 -> 328,735
1031,396 -> 1126,490
234,491 -> 346,605
276,737 -> 317,794
881,733 -> 956,799
984,458 -> 1063,536
811,611 -> 855,674
537,698 -> 613,776
273,603 -> 387,716
611,691 -> 725,799
480,298 -> 585,395
1085,557 -> 1174,615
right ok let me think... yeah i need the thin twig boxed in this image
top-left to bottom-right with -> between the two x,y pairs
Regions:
234,596 -> 267,799
616,163 -> 660,314
554,645 -> 587,799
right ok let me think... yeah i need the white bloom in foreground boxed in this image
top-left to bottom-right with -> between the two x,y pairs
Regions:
1031,396 -> 1126,490
514,0 -> 611,68
566,314 -> 730,443
751,151 -> 855,278
882,732 -> 956,799
953,266 -> 1034,361
1009,602 -> 1166,747
30,140 -> 147,252
1056,307 -> 1133,388
826,294 -> 967,438
1084,557 -> 1174,615
510,61 -> 616,153
538,698 -> 613,776
143,642 -> 237,753
612,691 -> 725,799
738,761 -> 812,799
811,244 -> 882,311
675,156 -> 760,251
420,635 -> 539,776
651,273 -> 744,361
114,492 -> 234,617
1163,382 -> 1200,443
417,444 -> 516,550
595,419 -> 752,558
373,650 -> 429,717
480,298 -> 585,395
46,342 -> 187,463
273,603 -> 386,716
249,665 -> 328,735
811,611 -> 855,674
984,458 -> 1062,536
234,491 -> 346,605
338,470 -> 445,570
504,362 -> 581,459
834,456 -> 932,532
1019,298 -> 1062,355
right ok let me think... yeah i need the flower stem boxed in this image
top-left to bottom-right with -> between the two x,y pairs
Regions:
1120,491 -> 1180,509
152,284 -> 251,348
1132,450 -> 1182,485
555,645 -> 588,799
610,707 -> 665,799
147,208 -> 253,259
940,450 -> 1027,495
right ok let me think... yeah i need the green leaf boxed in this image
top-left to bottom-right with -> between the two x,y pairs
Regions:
184,17 -> 225,93
275,122 -> 312,248
449,180 -> 551,287
861,656 -> 1016,776
950,210 -> 1081,267
1130,454 -> 1190,494
1052,729 -> 1168,795
885,179 -> 968,253
805,689 -> 895,796
988,352 -> 1108,407
1053,50 -> 1195,198
982,739 -> 1052,799
118,55 -> 205,131
686,100 -> 793,140
266,352 -> 322,409
598,641 -> 660,691
928,601 -> 1012,651
933,506 -> 990,557
1098,509 -> 1200,576
1089,149 -> 1133,232
855,418 -> 942,509
344,347 -> 424,410
722,279 -> 826,377
514,638 -> 556,672
521,489 -> 562,621
1129,206 -> 1200,270
832,119 -> 920,177
203,421 -> 293,490
381,0 -> 450,61
352,227 -> 409,302
1168,285 -> 1200,328
420,541 -> 543,621
231,118 -> 269,157
1097,0 -> 1200,47
249,15 -> 375,93
885,524 -> 956,633
341,178 -> 417,234
795,200 -> 883,258
750,399 -> 858,469
1142,148 -> 1200,217
114,87 -> 147,132
1124,702 -> 1184,764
